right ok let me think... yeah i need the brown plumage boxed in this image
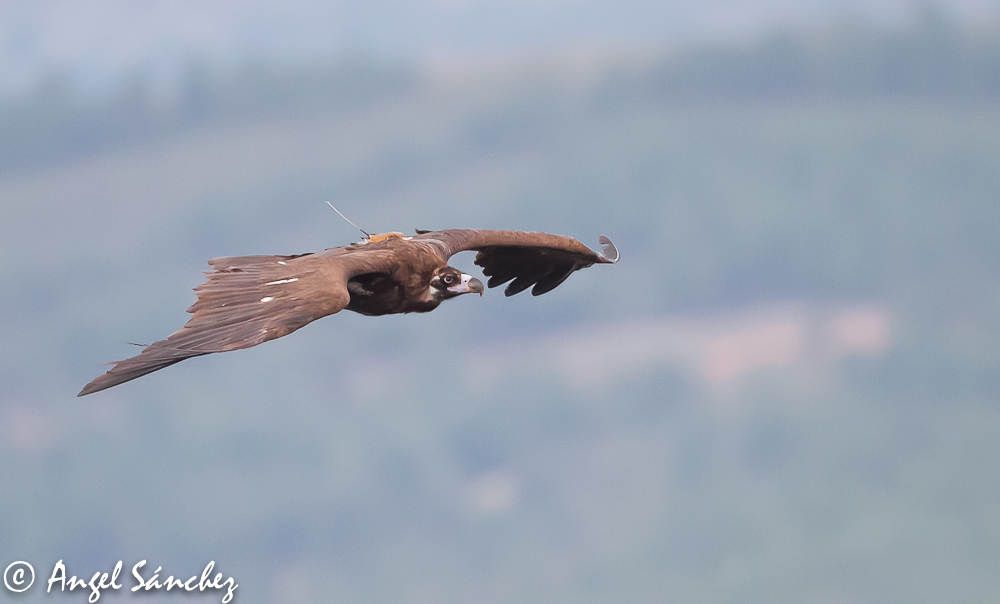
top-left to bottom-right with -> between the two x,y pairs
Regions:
79,228 -> 619,396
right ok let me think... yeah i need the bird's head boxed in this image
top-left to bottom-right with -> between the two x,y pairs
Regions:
430,266 -> 484,301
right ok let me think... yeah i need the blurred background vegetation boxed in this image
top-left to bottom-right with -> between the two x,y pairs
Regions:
2,4 -> 1000,603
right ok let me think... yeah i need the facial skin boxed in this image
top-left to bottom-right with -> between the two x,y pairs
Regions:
432,267 -> 484,300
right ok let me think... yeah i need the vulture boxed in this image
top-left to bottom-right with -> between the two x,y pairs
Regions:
79,228 -> 619,396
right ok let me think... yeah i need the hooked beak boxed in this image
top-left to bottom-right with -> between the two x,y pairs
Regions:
448,274 -> 484,296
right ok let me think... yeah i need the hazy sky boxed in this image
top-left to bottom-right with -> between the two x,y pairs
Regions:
1,0 -> 995,95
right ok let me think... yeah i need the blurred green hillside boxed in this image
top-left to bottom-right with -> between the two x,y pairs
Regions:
2,20 -> 999,604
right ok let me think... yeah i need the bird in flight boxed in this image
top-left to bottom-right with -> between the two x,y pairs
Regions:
79,228 -> 619,395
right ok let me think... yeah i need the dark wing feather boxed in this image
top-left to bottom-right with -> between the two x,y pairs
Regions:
78,251 -> 381,396
421,229 -> 618,297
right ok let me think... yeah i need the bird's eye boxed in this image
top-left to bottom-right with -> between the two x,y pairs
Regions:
442,274 -> 456,285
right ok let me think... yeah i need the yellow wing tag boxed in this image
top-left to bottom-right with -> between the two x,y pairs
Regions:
367,232 -> 405,243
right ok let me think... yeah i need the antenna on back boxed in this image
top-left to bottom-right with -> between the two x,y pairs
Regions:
326,202 -> 371,239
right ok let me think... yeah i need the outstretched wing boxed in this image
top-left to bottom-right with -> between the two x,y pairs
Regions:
78,250 -> 389,396
422,229 -> 619,296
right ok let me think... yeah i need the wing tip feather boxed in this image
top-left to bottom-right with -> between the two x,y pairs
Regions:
597,235 -> 619,263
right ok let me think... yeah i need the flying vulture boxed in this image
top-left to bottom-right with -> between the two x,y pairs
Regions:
79,229 -> 619,396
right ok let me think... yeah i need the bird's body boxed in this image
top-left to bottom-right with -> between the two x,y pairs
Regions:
79,228 -> 618,396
